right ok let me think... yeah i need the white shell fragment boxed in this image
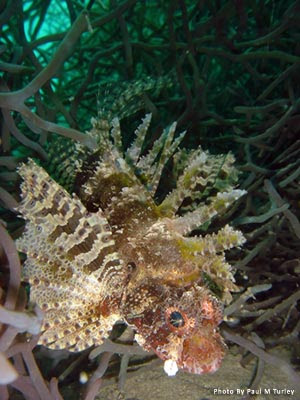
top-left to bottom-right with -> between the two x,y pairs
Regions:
79,371 -> 89,384
164,359 -> 179,376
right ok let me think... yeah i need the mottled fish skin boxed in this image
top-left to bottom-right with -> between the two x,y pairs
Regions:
16,114 -> 246,375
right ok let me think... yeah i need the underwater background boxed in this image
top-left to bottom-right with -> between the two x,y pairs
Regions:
0,0 -> 300,399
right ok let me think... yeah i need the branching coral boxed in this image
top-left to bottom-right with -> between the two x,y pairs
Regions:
1,0 -> 300,399
0,223 -> 53,398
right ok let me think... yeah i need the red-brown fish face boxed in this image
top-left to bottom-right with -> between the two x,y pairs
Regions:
123,282 -> 225,375
176,329 -> 225,375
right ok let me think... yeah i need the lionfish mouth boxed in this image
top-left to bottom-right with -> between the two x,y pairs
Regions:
164,333 -> 225,376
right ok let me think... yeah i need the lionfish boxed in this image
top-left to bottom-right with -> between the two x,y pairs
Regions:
16,78 -> 245,376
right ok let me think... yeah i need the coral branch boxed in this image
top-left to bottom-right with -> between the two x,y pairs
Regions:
0,224 -> 21,310
0,305 -> 43,335
0,352 -> 18,384
223,329 -> 300,391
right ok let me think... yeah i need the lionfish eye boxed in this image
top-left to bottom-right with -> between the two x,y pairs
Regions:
169,311 -> 185,328
127,262 -> 136,272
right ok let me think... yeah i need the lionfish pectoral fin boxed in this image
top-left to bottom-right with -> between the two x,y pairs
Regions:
16,159 -> 122,350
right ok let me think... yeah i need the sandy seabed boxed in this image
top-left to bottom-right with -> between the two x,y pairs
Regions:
96,347 -> 297,400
